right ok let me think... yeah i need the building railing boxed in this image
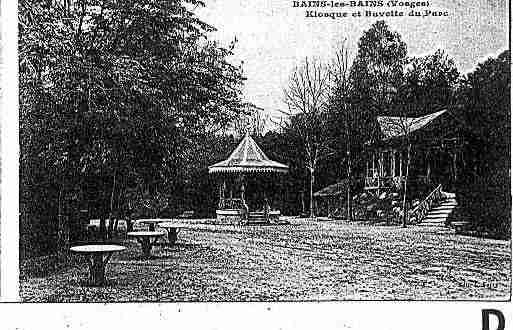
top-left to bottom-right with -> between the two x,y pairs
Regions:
365,175 -> 429,190
218,198 -> 245,210
408,184 -> 443,224
365,176 -> 403,189
365,176 -> 379,189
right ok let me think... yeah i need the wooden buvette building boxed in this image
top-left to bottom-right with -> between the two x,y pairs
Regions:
208,134 -> 288,224
364,110 -> 467,192
314,109 -> 470,221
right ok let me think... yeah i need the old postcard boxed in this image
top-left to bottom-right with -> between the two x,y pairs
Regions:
2,0 -> 512,328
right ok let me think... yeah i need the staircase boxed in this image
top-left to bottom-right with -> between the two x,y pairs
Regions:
418,192 -> 458,227
245,211 -> 269,225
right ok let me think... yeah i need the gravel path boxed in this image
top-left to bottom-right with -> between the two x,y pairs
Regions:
20,219 -> 511,302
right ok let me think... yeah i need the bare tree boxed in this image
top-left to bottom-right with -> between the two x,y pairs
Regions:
232,103 -> 269,138
330,40 -> 355,220
282,57 -> 334,219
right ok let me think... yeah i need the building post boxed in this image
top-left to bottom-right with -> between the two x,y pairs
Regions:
399,151 -> 403,177
240,180 -> 245,205
301,190 -> 306,215
372,153 -> 376,177
427,161 -> 431,184
379,151 -> 384,190
379,151 -> 383,177
426,151 -> 431,184
452,150 -> 458,182
392,150 -> 396,177
218,181 -> 222,209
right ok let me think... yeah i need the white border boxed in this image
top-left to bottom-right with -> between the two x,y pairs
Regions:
0,0 -> 511,329
0,302 -> 511,330
1,0 -> 19,302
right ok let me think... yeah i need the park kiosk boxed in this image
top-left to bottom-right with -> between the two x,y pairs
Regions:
208,134 -> 288,224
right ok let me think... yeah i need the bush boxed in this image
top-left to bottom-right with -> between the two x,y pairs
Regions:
455,171 -> 511,239
20,252 -> 82,279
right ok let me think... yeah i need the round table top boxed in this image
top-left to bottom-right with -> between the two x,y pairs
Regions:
158,222 -> 188,229
70,244 -> 126,253
127,231 -> 165,237
136,218 -> 174,224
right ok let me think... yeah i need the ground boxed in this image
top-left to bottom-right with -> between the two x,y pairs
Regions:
20,219 -> 511,302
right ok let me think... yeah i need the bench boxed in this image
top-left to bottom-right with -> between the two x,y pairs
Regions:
179,210 -> 195,218
450,221 -> 470,234
86,219 -> 127,231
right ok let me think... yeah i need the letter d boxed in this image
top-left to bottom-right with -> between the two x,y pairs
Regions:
482,309 -> 505,330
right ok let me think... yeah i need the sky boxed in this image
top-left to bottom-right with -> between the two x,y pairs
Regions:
195,0 -> 510,120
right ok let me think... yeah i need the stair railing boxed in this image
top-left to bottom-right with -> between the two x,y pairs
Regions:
408,184 -> 443,224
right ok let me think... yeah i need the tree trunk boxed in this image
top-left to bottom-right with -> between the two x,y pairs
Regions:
402,143 -> 411,227
107,171 -> 117,239
301,191 -> 306,215
113,185 -> 124,233
309,166 -> 315,219
347,150 -> 353,221
345,107 -> 353,221
57,187 -> 63,247
99,218 -> 107,241
57,185 -> 70,252
126,217 -> 134,233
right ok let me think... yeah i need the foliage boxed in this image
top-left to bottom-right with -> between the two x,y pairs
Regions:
350,20 -> 408,116
399,49 -> 460,117
454,170 -> 510,239
452,50 -> 511,238
19,0 -> 245,255
457,50 -> 510,171
259,130 -> 306,214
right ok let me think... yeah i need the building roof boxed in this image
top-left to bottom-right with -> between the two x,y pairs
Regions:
377,110 -> 447,140
314,181 -> 348,197
313,178 -> 363,198
208,134 -> 289,174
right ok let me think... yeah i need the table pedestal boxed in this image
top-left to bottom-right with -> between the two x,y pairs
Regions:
135,237 -> 160,258
86,252 -> 113,286
166,228 -> 178,245
70,245 -> 125,287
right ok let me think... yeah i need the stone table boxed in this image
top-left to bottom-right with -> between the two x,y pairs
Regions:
136,218 -> 174,231
127,231 -> 165,258
69,244 -> 126,286
158,222 -> 190,245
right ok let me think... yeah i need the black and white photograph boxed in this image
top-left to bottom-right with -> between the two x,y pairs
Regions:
15,0 -> 511,305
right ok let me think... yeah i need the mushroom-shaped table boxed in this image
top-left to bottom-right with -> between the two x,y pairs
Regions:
136,218 -> 173,231
70,244 -> 126,286
158,222 -> 189,245
127,231 -> 165,258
